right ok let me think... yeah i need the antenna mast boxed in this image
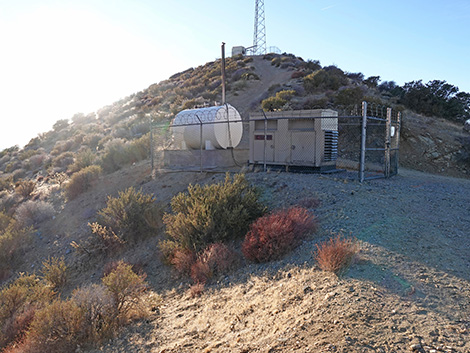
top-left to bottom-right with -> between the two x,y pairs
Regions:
252,0 -> 266,55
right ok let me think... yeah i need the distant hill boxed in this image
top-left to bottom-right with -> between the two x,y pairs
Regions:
0,53 -> 468,184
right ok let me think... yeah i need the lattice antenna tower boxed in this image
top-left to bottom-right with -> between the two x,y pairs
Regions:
252,0 -> 266,55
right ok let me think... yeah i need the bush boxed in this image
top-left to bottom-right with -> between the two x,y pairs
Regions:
71,284 -> 116,342
164,173 -> 265,252
242,207 -> 316,263
190,243 -> 239,284
41,257 -> 67,290
297,197 -> 321,209
99,135 -> 149,173
51,151 -> 75,170
335,87 -> 365,106
171,249 -> 196,277
67,148 -> 96,174
0,273 -> 55,349
0,176 -> 12,192
14,200 -> 55,227
88,222 -> 126,253
261,90 -> 296,112
65,165 -> 102,200
0,213 -> 31,271
14,180 -> 36,198
97,187 -> 160,243
314,234 -> 359,275
303,69 -> 348,93
101,261 -> 148,324
291,71 -> 307,79
26,299 -> 85,353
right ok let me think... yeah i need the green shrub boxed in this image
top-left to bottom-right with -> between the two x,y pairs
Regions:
101,261 -> 148,324
261,90 -> 296,111
71,284 -> 116,342
0,213 -> 31,272
14,200 -> 55,227
65,165 -> 102,200
27,299 -> 85,353
97,187 -> 160,243
41,257 -> 67,290
14,179 -> 36,198
99,135 -> 149,173
163,173 -> 265,252
335,87 -> 365,106
303,69 -> 348,93
67,148 -> 96,174
0,273 -> 55,349
0,176 -> 12,192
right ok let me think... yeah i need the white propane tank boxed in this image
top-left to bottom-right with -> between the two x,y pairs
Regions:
172,104 -> 243,149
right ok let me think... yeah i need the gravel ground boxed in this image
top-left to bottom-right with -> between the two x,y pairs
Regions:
86,167 -> 470,353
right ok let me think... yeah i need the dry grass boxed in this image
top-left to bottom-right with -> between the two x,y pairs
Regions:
314,233 -> 359,275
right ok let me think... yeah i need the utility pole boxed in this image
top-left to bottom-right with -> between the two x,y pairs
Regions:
221,42 -> 226,104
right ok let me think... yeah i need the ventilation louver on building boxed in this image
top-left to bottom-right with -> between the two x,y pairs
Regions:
324,130 -> 338,162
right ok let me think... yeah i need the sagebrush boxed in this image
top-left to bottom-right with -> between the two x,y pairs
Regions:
65,165 -> 102,200
14,200 -> 55,227
97,187 -> 160,243
0,212 -> 31,272
41,256 -> 67,290
164,173 -> 265,252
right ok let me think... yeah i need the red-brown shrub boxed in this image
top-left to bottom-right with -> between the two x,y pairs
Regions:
189,283 -> 205,298
1,306 -> 36,349
170,249 -> 196,277
297,197 -> 321,209
314,234 -> 359,275
291,70 -> 307,79
190,259 -> 212,284
242,207 -> 317,263
190,243 -> 239,284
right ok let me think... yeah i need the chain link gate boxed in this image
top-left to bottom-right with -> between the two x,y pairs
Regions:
359,102 -> 401,181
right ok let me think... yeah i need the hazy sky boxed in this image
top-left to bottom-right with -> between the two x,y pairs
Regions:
1,0 -> 469,150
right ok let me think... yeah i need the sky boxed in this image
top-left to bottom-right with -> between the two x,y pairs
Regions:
1,0 -> 469,150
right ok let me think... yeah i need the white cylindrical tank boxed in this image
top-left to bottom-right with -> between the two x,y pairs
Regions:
172,104 -> 243,149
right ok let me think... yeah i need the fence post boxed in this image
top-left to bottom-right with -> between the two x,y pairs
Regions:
359,101 -> 367,182
385,108 -> 392,178
150,120 -> 154,172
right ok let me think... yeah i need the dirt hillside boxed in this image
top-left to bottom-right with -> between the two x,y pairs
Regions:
46,163 -> 469,353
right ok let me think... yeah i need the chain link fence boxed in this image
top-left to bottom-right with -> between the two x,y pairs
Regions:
150,102 -> 401,181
